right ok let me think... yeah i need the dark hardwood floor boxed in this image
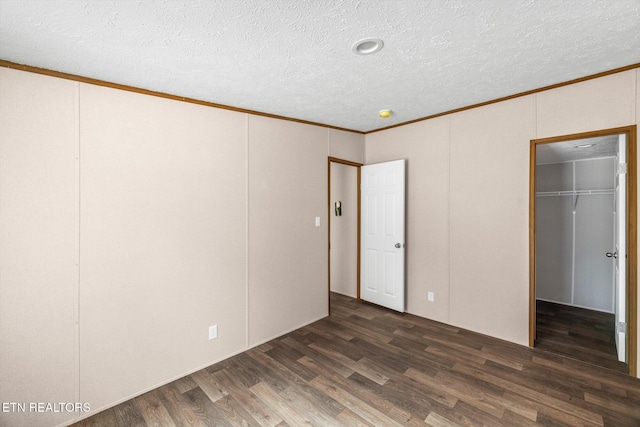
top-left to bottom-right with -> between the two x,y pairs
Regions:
73,293 -> 640,427
535,300 -> 628,375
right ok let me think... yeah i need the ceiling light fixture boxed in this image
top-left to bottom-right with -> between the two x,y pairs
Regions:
379,109 -> 392,118
574,143 -> 595,148
352,37 -> 384,55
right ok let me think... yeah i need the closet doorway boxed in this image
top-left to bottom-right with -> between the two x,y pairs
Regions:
327,157 -> 362,313
530,126 -> 637,376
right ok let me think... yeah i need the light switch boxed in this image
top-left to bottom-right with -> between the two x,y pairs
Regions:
315,217 -> 321,227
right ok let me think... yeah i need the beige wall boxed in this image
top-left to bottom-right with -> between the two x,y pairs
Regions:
78,84 -> 248,411
328,129 -> 364,163
0,68 -> 343,426
365,69 -> 640,371
0,68 -> 80,427
536,71 -> 636,139
366,117 -> 451,323
248,116 -> 328,346
449,96 -> 534,344
330,162 -> 358,298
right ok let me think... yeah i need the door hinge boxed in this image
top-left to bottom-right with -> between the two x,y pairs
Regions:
618,322 -> 627,333
617,162 -> 628,175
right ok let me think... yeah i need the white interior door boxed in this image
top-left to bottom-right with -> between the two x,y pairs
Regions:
615,133 -> 627,363
360,159 -> 406,312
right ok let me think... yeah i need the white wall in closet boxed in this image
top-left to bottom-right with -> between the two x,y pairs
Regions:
536,157 -> 616,312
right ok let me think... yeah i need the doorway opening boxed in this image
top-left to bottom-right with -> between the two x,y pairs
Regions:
328,157 -> 362,314
529,126 -> 637,376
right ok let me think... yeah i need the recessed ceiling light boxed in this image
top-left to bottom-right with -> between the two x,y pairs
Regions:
574,143 -> 595,148
378,109 -> 392,118
352,38 -> 384,55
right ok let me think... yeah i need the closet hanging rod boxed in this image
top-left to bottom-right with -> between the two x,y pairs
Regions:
536,189 -> 615,197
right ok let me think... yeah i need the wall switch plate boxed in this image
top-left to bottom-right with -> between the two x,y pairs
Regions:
428,292 -> 434,302
315,217 -> 321,227
209,324 -> 218,340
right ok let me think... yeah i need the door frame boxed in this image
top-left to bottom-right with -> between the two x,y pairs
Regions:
529,125 -> 637,376
328,157 -> 363,313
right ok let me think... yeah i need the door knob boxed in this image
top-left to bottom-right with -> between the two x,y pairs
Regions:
606,252 -> 618,258
395,243 -> 402,248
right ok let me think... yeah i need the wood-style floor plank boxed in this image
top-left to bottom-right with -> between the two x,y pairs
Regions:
72,293 -> 640,426
133,389 -> 177,427
535,300 -> 628,374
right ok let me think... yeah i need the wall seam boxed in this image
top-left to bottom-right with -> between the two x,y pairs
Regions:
74,81 -> 81,418
571,162 -> 576,306
245,113 -> 250,350
447,114 -> 452,324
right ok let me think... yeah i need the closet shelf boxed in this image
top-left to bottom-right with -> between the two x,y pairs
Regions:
536,189 -> 614,197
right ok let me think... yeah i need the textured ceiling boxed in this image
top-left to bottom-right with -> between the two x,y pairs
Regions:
536,135 -> 619,164
0,0 -> 639,132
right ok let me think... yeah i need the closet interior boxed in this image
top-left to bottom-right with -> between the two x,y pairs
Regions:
536,156 -> 615,312
534,134 -> 628,372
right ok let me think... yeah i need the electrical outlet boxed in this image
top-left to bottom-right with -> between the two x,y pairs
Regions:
209,324 -> 218,340
428,292 -> 434,302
